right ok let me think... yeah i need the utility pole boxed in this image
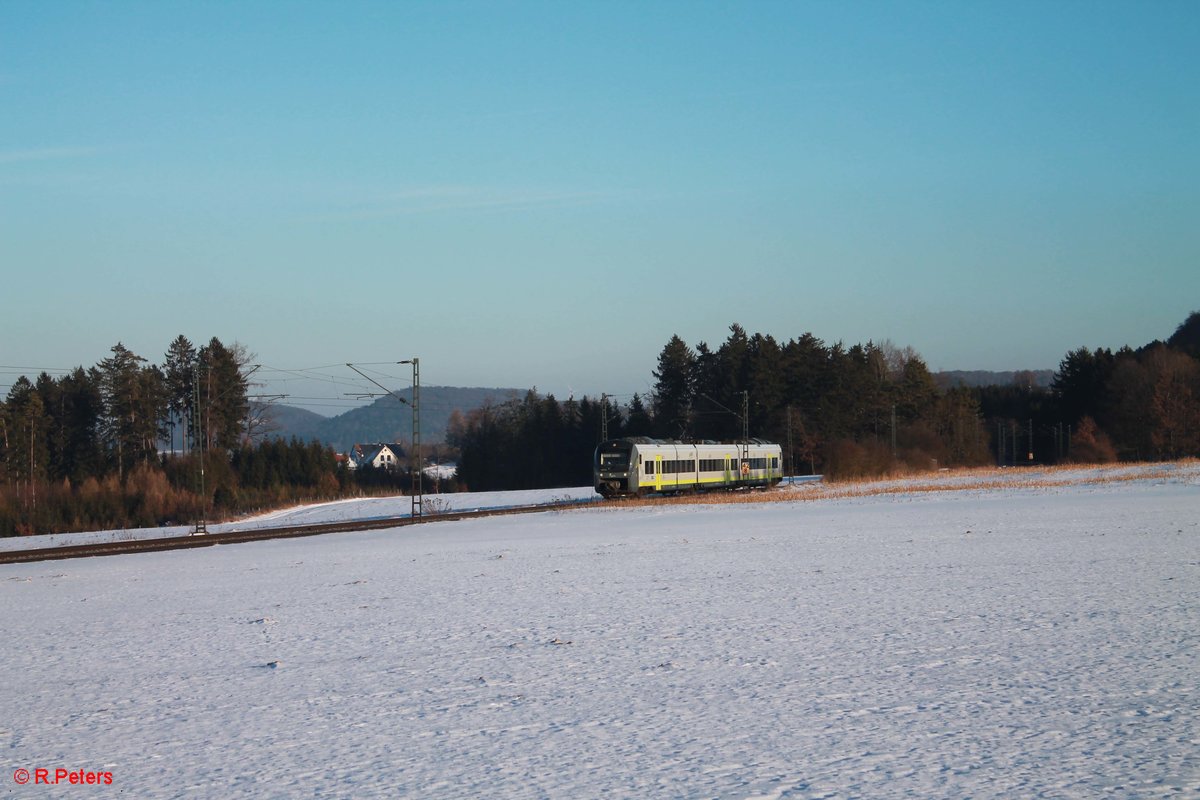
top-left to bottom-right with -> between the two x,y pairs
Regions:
30,416 -> 36,512
347,359 -> 423,518
741,391 -> 750,480
891,404 -> 897,460
786,405 -> 793,479
742,391 -> 749,442
598,394 -> 624,443
189,361 -> 261,533
408,358 -> 421,518
192,365 -> 206,534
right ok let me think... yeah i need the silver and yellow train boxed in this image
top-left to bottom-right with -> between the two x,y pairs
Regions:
594,437 -> 783,498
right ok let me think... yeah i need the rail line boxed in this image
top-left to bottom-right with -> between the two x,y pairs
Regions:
0,499 -> 601,565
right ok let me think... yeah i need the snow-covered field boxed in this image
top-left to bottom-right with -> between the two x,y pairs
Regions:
2,465 -> 1198,798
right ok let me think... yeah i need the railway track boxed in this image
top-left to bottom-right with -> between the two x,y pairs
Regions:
0,499 -> 601,565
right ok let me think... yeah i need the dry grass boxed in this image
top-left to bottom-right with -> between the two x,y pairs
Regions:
598,459 -> 1199,510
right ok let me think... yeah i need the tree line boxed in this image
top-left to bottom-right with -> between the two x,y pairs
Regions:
1009,310 -> 1200,462
450,312 -> 1200,490
0,336 -> 417,537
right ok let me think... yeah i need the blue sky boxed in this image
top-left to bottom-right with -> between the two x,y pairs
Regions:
3,1 -> 1197,414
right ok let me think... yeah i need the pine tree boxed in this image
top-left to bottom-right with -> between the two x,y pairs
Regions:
198,338 -> 250,451
34,372 -> 63,480
5,377 -> 49,513
163,335 -> 197,453
896,356 -> 939,423
1052,347 -> 1116,425
780,333 -> 830,434
747,333 -> 784,435
652,335 -> 697,439
690,341 -> 722,440
97,343 -> 163,480
711,324 -> 752,438
625,393 -> 653,436
1166,310 -> 1200,358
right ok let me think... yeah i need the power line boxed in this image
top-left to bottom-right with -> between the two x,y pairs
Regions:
0,367 -> 79,379
347,359 -> 423,518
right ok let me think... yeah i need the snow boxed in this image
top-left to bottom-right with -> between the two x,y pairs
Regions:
0,486 -> 600,553
241,486 -> 598,527
2,465 -> 1198,798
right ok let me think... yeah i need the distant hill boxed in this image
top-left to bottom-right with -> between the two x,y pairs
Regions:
262,404 -> 327,442
259,386 -> 523,452
935,370 -> 1055,389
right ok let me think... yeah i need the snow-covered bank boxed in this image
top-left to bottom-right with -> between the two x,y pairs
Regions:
0,486 -> 601,553
2,470 -> 1197,798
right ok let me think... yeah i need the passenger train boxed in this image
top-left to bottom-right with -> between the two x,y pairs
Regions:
594,437 -> 783,498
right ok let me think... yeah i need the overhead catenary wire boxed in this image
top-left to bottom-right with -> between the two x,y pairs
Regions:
1,361 -> 414,415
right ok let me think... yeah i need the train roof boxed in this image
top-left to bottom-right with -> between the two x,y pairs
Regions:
603,437 -> 779,447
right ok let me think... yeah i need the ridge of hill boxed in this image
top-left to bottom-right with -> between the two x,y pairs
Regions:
934,369 -> 1055,389
260,386 -> 523,452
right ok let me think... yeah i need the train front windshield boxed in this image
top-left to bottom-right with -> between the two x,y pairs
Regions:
595,441 -> 634,474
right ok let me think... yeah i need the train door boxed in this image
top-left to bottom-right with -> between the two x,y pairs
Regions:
655,454 -> 663,492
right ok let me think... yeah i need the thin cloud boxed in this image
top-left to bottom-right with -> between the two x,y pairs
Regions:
0,146 -> 97,165
330,185 -> 611,218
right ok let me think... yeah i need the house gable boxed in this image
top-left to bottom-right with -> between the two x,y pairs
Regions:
348,442 -> 405,470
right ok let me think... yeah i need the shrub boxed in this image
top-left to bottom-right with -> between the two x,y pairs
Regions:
1069,417 -> 1118,464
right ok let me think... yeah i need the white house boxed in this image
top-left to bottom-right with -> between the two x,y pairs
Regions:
347,443 -> 404,471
